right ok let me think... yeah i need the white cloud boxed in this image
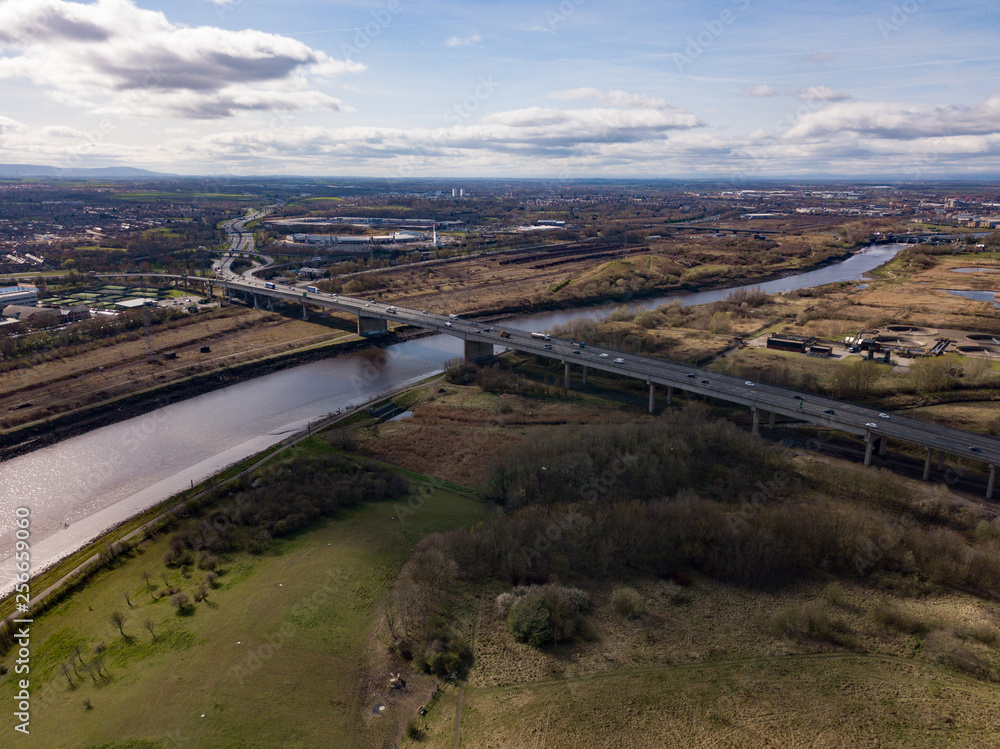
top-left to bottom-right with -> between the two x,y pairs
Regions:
743,84 -> 847,101
445,33 -> 482,48
781,96 -> 1000,140
791,86 -> 849,102
548,88 -> 682,111
0,0 -> 363,119
744,85 -> 778,97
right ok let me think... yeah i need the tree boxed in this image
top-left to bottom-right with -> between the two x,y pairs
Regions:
110,610 -> 127,639
832,359 -> 883,399
143,618 -> 157,641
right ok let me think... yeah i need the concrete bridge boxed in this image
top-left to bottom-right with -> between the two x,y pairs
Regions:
220,277 -> 1000,499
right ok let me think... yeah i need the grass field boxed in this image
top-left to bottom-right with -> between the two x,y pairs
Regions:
0,447 -> 485,748
414,655 -> 1000,748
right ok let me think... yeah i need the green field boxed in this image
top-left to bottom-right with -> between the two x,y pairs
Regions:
0,445 -> 484,748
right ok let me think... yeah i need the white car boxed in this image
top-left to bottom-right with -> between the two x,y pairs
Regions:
614,357 -> 625,364
865,422 -> 878,429
599,353 -> 610,358
745,381 -> 755,387
878,412 -> 890,419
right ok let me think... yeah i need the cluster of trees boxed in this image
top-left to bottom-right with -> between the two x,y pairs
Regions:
483,408 -> 789,509
164,454 -> 409,559
383,406 -> 1000,659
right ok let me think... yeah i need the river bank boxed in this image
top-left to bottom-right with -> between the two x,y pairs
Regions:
0,332 -> 407,461
0,246 -> 865,459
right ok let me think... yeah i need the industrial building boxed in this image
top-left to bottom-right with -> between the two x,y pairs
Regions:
0,285 -> 39,307
766,333 -> 816,353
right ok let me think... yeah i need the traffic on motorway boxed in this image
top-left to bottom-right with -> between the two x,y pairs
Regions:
214,217 -> 999,482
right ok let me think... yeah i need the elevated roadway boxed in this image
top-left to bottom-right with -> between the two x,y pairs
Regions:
217,275 -> 1000,498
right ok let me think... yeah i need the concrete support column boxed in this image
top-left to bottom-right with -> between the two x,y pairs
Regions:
301,304 -> 308,320
937,451 -> 945,471
357,313 -> 388,336
751,407 -> 760,437
923,448 -> 932,481
564,362 -> 571,390
666,385 -> 673,406
463,339 -> 493,361
582,366 -> 588,385
768,411 -> 776,429
988,465 -> 996,500
648,382 -> 656,414
864,438 -> 874,467
878,436 -> 887,457
253,294 -> 258,309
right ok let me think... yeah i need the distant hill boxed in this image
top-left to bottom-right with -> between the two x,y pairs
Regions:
0,163 -> 174,178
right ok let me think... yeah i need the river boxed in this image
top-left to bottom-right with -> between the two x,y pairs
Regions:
0,243 -> 905,593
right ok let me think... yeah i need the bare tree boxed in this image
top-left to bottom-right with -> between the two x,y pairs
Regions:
60,662 -> 75,689
110,610 -> 127,639
143,618 -> 157,641
123,590 -> 134,608
141,570 -> 153,589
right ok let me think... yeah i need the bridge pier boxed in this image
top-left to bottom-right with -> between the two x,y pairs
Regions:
768,411 -> 776,429
923,448 -> 932,481
301,304 -> 308,320
648,383 -> 655,414
988,465 -> 996,500
878,436 -> 887,457
463,339 -> 493,361
864,437 -> 874,467
253,294 -> 258,309
666,385 -> 673,406
357,312 -> 388,336
564,362 -> 571,390
582,366 -> 588,385
751,407 -> 760,437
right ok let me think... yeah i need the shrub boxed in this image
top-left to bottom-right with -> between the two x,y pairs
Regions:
508,590 -> 552,647
925,629 -> 996,681
870,600 -> 934,635
772,600 -> 853,647
611,587 -> 645,619
506,584 -> 591,647
170,592 -> 193,615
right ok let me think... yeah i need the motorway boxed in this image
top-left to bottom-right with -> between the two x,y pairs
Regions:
215,270 -> 1000,493
207,211 -> 1000,497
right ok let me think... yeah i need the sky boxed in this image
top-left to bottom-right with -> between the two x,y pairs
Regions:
0,0 -> 999,179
